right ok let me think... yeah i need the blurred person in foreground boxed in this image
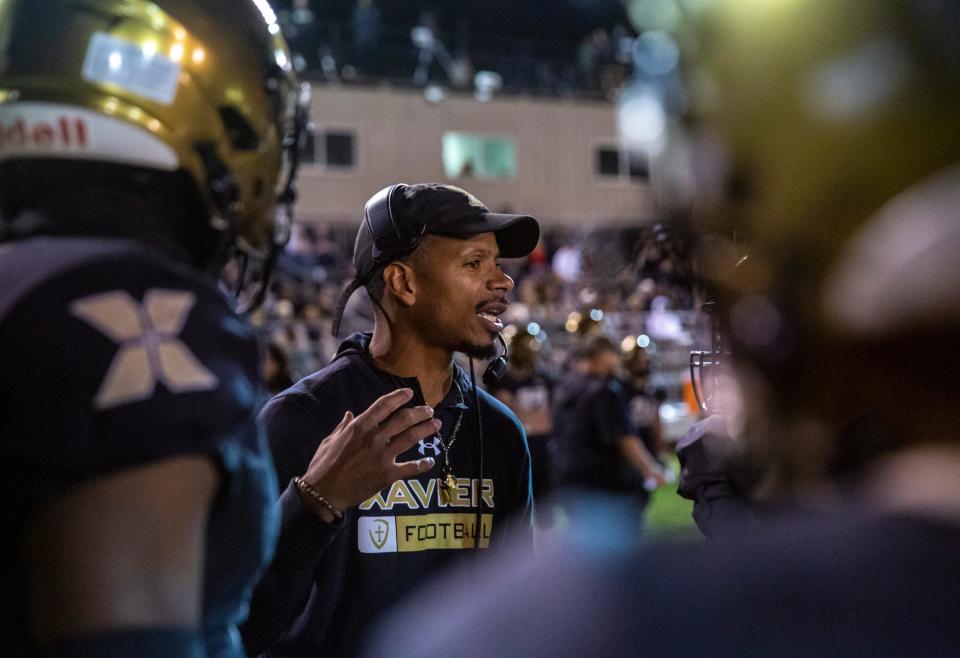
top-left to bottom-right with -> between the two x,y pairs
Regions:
368,1 -> 960,655
676,300 -> 763,540
551,333 -> 667,532
488,327 -> 555,526
242,183 -> 538,656
0,2 -> 307,655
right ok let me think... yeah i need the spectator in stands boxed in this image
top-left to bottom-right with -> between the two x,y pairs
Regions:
351,0 -> 381,74
577,29 -> 608,91
264,342 -> 295,398
412,10 -> 446,87
611,23 -> 635,65
551,238 -> 582,284
280,0 -> 320,70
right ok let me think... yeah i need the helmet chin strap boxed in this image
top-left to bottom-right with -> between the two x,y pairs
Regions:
195,141 -> 242,270
240,201 -> 294,313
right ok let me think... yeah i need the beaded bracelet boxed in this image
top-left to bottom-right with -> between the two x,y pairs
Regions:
293,476 -> 344,520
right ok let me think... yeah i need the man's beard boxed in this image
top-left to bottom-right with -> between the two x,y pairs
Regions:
456,338 -> 499,361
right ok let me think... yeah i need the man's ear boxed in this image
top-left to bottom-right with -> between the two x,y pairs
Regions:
383,262 -> 417,307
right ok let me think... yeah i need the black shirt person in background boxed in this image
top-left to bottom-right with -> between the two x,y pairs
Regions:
622,344 -> 670,511
622,344 -> 668,463
488,327 -> 555,525
551,333 -> 666,531
243,183 -> 539,657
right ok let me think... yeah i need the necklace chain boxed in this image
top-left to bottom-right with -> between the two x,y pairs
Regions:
439,379 -> 466,475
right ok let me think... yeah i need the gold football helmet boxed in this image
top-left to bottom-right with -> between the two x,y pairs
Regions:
0,0 -> 308,308
628,0 -> 960,486
628,0 -> 960,311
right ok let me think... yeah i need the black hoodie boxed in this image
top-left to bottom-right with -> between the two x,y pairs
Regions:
242,333 -> 533,657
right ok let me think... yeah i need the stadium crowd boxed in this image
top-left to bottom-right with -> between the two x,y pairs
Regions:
254,221 -> 699,381
276,0 -> 637,99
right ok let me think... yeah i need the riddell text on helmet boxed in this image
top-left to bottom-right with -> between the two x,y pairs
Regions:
0,116 -> 88,150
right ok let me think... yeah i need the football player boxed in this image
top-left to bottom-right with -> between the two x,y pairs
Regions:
0,2 -> 305,656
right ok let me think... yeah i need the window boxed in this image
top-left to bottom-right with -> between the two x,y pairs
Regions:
627,152 -> 649,180
595,145 -> 648,182
300,128 -> 355,168
442,132 -> 516,180
597,148 -> 620,176
325,133 -> 353,167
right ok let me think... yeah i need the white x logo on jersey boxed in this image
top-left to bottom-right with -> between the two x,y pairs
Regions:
70,289 -> 219,410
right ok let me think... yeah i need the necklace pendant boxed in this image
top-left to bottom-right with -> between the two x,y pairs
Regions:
439,473 -> 457,504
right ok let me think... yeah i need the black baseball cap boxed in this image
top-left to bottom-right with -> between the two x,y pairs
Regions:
332,183 -> 540,336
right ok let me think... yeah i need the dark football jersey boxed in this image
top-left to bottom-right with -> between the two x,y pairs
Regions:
0,236 -> 278,658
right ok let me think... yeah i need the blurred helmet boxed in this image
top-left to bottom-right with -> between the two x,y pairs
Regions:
629,0 -> 960,482
633,0 -> 960,328
0,0 -> 309,308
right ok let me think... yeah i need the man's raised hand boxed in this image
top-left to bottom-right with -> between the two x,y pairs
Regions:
297,388 -> 440,522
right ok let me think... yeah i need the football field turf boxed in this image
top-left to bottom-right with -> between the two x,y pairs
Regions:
644,457 -> 699,540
